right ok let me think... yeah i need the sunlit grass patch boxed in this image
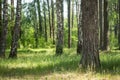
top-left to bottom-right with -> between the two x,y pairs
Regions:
0,49 -> 120,79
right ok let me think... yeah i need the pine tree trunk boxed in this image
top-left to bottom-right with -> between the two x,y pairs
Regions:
9,0 -> 21,58
80,0 -> 101,69
51,0 -> 55,44
68,0 -> 71,48
77,1 -> 82,54
99,0 -> 104,50
0,0 -> 8,58
47,0 -> 52,38
43,0 -> 47,42
56,0 -> 64,55
103,0 -> 109,50
37,0 -> 42,36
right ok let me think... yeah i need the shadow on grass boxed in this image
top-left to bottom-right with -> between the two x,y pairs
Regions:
0,50 -> 120,78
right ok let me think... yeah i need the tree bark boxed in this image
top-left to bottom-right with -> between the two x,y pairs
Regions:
80,0 -> 101,69
11,0 -> 14,20
47,0 -> 52,38
0,0 -> 8,58
68,0 -> 71,48
43,0 -> 47,42
56,0 -> 64,55
9,0 -> 21,58
102,0 -> 109,50
51,0 -> 55,44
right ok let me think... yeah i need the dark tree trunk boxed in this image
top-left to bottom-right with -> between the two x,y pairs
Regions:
77,1 -> 82,54
47,0 -> 52,38
102,0 -> 109,50
9,0 -> 21,58
37,0 -> 42,36
99,0 -> 104,50
80,0 -> 101,69
0,0 -> 8,58
43,0 -> 47,42
51,0 -> 55,44
0,0 -> 2,37
71,0 -> 74,28
56,0 -> 64,55
68,0 -> 71,48
118,0 -> 120,50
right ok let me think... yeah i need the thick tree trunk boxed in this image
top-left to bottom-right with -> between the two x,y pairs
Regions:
99,0 -> 104,50
102,0 -> 109,50
68,0 -> 71,48
0,0 -> 8,58
56,0 -> 64,55
43,0 -> 47,42
47,0 -> 52,38
37,0 -> 42,36
80,0 -> 101,69
9,0 -> 21,58
51,0 -> 55,44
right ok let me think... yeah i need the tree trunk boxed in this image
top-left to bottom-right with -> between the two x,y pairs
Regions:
51,0 -> 55,44
47,0 -> 52,38
0,0 -> 8,58
68,0 -> 71,48
80,0 -> 101,69
71,0 -> 74,28
99,0 -> 104,50
118,0 -> 120,49
43,0 -> 47,42
77,0 -> 82,54
56,0 -> 64,55
11,0 -> 14,20
9,0 -> 21,58
102,0 -> 109,50
0,0 -> 2,37
37,0 -> 42,36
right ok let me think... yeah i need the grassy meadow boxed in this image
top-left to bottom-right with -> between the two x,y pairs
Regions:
0,48 -> 120,80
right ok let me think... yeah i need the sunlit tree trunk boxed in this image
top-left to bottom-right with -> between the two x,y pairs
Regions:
80,0 -> 101,69
47,0 -> 52,38
56,0 -> 64,55
71,0 -> 74,28
9,0 -> 21,58
11,0 -> 14,20
0,0 -> 8,58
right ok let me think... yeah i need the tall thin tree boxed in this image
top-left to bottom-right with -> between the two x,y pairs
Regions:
0,0 -> 8,58
9,0 -> 22,58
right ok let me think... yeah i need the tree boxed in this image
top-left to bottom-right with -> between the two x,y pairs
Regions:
47,0 -> 52,38
68,0 -> 71,48
80,0 -> 101,68
0,0 -> 8,58
11,0 -> 14,20
102,0 -> 109,50
43,0 -> 47,42
118,0 -> 120,49
99,0 -> 104,50
0,0 -> 2,37
9,0 -> 22,58
37,0 -> 42,36
77,0 -> 82,54
51,0 -> 55,44
56,0 -> 64,55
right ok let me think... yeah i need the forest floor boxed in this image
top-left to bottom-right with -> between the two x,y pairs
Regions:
0,48 -> 120,80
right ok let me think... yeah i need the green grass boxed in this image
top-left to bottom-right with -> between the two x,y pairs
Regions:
0,49 -> 120,80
